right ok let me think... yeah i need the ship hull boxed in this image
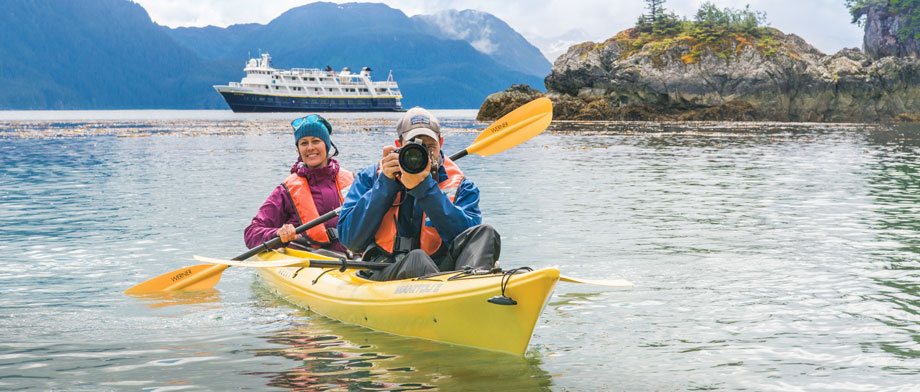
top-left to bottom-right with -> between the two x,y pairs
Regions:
218,91 -> 402,112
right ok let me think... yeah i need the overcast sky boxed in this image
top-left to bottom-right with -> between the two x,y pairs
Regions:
134,0 -> 865,60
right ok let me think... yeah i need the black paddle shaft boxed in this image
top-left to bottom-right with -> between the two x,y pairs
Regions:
303,259 -> 388,270
234,208 -> 341,261
449,149 -> 468,161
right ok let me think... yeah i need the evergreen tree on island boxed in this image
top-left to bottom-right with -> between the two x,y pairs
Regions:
636,0 -> 682,36
627,0 -> 774,64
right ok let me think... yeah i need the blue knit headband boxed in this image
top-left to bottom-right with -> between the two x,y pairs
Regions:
292,114 -> 332,151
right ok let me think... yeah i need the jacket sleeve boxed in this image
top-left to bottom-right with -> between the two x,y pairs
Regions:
243,185 -> 291,249
338,164 -> 400,252
408,176 -> 481,244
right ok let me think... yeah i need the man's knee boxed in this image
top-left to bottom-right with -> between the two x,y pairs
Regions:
403,249 -> 439,273
475,224 -> 498,236
467,224 -> 500,241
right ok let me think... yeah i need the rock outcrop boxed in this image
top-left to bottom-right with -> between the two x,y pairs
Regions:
479,28 -> 920,122
860,5 -> 919,60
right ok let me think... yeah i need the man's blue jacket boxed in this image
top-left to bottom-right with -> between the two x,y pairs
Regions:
338,158 -> 481,254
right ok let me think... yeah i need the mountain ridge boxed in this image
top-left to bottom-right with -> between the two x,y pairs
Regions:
0,1 -> 547,109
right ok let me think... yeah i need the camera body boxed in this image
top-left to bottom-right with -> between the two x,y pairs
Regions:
395,138 -> 430,174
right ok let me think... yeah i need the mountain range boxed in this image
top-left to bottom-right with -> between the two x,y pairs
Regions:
412,9 -> 551,78
0,1 -> 550,109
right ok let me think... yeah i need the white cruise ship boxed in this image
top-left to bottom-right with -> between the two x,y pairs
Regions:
213,53 -> 403,112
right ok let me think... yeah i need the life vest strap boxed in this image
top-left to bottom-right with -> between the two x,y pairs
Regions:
393,236 -> 415,254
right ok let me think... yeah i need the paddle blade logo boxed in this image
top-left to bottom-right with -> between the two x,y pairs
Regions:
484,121 -> 509,137
172,269 -> 193,282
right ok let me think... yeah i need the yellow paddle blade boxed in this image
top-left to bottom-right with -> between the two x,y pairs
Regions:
560,275 -> 634,288
193,255 -> 311,268
124,264 -> 228,295
468,97 -> 552,157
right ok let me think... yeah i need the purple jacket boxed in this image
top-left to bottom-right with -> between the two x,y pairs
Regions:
244,158 -> 347,252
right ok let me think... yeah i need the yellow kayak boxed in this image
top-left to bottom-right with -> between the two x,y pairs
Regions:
253,247 -> 560,355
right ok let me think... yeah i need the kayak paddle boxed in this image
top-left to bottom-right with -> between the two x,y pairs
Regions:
559,275 -> 634,288
125,97 -> 554,294
124,209 -> 340,295
195,254 -> 633,288
450,97 -> 552,160
193,255 -> 388,270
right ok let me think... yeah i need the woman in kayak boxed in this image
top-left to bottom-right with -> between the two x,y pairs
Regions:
244,114 -> 354,254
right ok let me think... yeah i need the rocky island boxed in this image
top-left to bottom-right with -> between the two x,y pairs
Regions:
478,1 -> 920,122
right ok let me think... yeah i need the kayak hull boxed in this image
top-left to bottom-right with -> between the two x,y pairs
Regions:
254,248 -> 559,355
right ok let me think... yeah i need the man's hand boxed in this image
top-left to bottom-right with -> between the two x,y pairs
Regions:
276,224 -> 297,243
399,160 -> 431,190
381,145 -> 400,180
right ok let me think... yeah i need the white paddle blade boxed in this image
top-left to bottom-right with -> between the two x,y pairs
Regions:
560,275 -> 634,288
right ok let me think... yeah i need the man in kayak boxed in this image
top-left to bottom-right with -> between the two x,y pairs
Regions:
244,114 -> 353,254
338,107 -> 501,281
338,107 -> 500,281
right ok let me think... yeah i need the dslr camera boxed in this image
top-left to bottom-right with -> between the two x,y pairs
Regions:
395,138 -> 430,174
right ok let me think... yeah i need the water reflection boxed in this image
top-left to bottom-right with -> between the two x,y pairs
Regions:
860,125 -> 920,360
130,289 -> 222,309
864,126 -> 920,268
248,284 -> 553,391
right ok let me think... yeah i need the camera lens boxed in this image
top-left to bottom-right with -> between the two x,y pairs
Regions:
398,142 -> 429,174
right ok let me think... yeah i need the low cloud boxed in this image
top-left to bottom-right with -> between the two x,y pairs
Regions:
136,0 -> 865,61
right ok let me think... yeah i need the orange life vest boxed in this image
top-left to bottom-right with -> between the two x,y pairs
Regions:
374,158 -> 464,255
282,169 -> 354,246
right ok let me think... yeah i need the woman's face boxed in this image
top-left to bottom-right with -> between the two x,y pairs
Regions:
297,136 -> 328,168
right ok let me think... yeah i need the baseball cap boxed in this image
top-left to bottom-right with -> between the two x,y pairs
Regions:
396,107 -> 440,141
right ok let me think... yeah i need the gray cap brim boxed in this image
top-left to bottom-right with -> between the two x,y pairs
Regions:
401,128 -> 439,141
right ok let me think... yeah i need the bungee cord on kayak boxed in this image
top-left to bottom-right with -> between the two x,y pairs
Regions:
488,267 -> 535,306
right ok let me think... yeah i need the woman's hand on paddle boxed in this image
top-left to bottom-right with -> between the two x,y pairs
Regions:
276,224 -> 297,243
381,145 -> 400,180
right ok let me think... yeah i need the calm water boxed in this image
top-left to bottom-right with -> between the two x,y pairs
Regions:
1,111 -> 918,391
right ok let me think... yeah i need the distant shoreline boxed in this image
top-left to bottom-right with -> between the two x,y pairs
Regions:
0,109 -> 480,122
4,115 -> 918,140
